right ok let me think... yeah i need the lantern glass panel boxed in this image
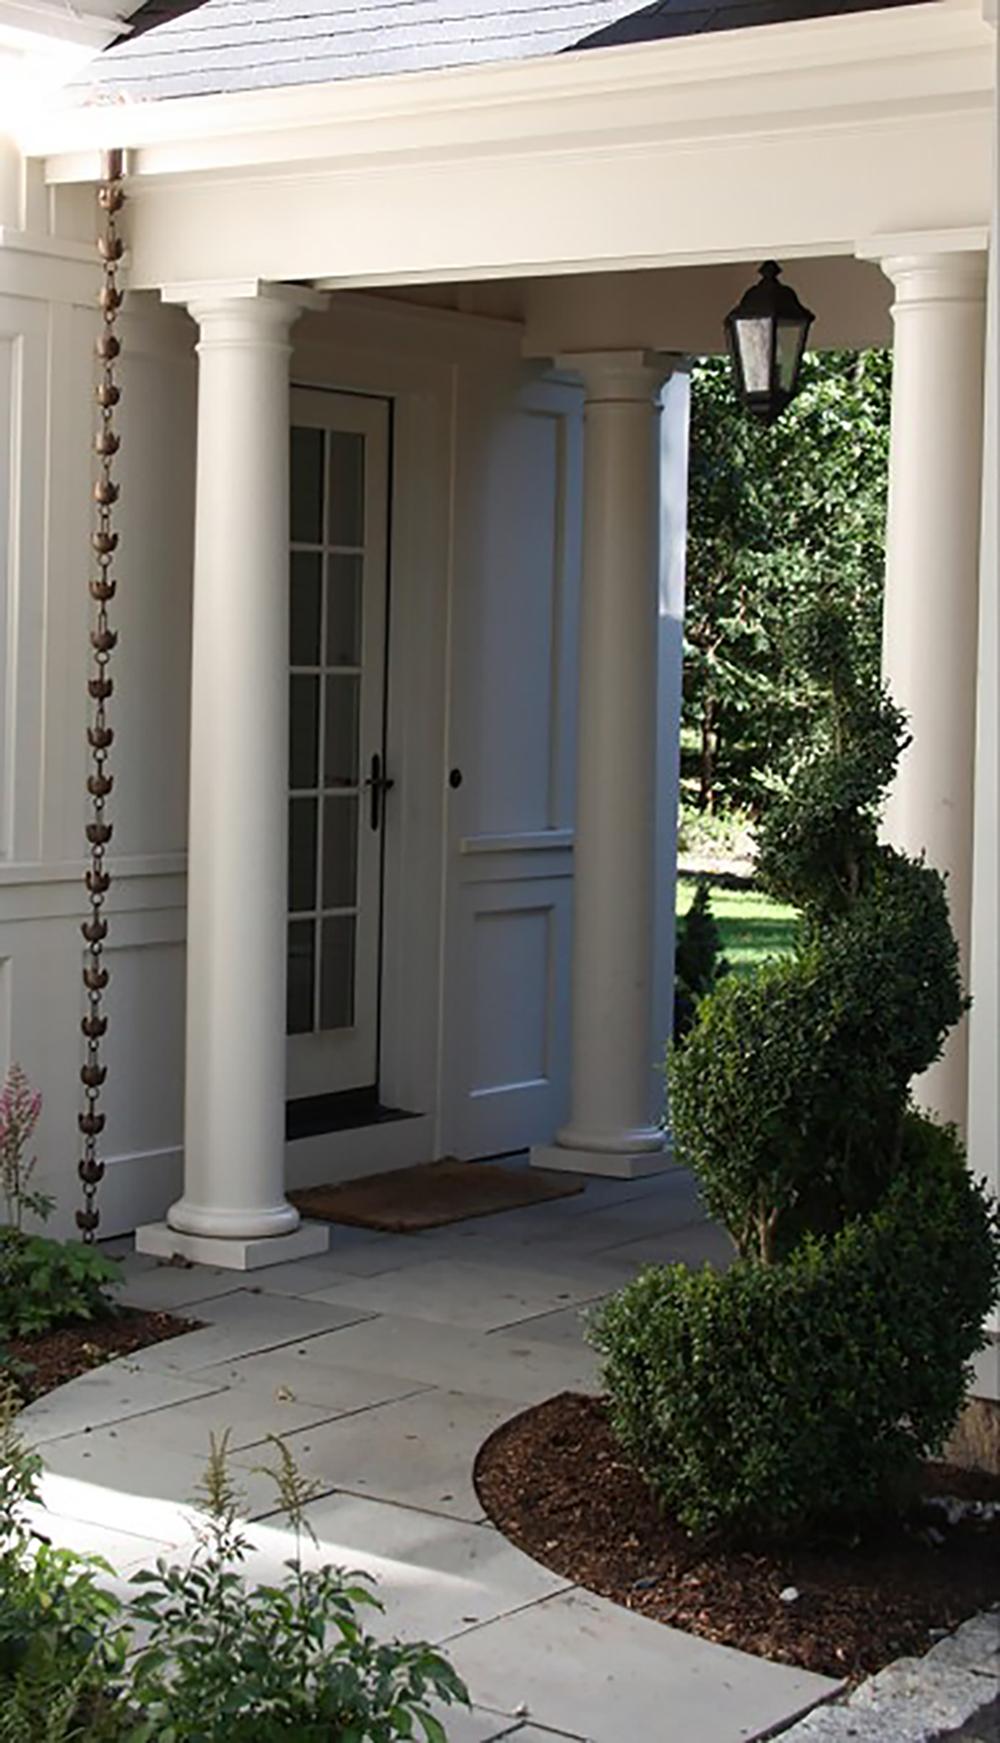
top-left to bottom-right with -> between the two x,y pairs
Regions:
734,316 -> 774,397
776,318 -> 808,394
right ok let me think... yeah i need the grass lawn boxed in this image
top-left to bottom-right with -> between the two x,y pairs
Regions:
677,875 -> 799,977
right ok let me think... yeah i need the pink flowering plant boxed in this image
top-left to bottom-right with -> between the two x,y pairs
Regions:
0,1065 -> 119,1349
0,1063 -> 51,1231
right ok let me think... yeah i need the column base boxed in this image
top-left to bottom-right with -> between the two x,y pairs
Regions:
530,1144 -> 674,1181
135,1220 -> 330,1272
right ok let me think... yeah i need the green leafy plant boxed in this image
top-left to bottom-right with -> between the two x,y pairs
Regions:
594,604 -> 1000,1537
0,1229 -> 121,1343
591,1118 -> 1000,1538
1,1407 -> 469,1742
0,1066 -> 121,1345
124,1431 -> 470,1742
0,1379 -> 131,1742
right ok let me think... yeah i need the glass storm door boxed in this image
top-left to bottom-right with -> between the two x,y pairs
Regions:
286,389 -> 391,1100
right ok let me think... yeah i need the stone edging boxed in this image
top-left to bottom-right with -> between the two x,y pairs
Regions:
777,1608 -> 1000,1741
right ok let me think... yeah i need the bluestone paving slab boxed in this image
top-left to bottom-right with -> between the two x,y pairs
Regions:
444,1588 -> 840,1743
291,1313 -> 600,1402
195,1347 -> 431,1413
233,1386 -> 518,1521
241,1256 -> 382,1297
19,1362 -> 226,1444
39,1421 -> 293,1524
239,1498 -> 568,1642
304,1257 -> 616,1332
22,1503 -> 174,1572
488,1302 -> 595,1351
439,1713 -> 519,1742
444,1713 -> 564,1741
97,1376 -> 399,1453
320,1226 -> 435,1276
596,1217 -> 737,1273
121,1289 -> 374,1370
111,1262 -> 247,1311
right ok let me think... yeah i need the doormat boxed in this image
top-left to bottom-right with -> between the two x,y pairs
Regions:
290,1159 -> 584,1233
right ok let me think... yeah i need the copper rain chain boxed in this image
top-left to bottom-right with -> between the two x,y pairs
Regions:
78,149 -> 125,1240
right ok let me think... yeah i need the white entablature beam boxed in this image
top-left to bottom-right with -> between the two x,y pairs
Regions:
89,106 -> 996,295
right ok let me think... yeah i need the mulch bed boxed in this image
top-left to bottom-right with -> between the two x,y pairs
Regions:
474,1392 -> 1000,1685
5,1309 -> 196,1405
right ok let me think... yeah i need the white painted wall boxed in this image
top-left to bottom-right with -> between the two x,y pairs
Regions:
0,244 -> 194,1239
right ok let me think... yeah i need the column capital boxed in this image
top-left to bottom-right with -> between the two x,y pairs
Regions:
856,231 -> 988,306
160,278 -> 328,335
556,349 -> 684,404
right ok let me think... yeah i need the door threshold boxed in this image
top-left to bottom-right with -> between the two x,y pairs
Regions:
286,1089 -> 421,1144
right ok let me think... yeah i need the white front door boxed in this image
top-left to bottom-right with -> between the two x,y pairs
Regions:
286,389 -> 391,1102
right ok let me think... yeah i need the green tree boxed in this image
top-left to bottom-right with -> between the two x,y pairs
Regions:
684,349 -> 891,812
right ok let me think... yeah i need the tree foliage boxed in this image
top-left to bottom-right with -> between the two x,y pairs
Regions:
684,349 -> 891,812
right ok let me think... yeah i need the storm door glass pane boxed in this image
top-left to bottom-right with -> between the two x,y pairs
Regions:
290,552 -> 322,666
289,676 -> 320,790
320,915 -> 356,1030
291,427 -> 324,544
322,796 -> 359,909
288,798 -> 318,913
324,674 -> 360,788
326,555 -> 363,667
328,432 -> 365,546
287,919 -> 315,1034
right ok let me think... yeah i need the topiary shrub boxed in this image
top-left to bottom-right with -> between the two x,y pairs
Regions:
673,878 -> 729,1041
592,601 -> 1000,1538
590,1116 -> 1000,1538
670,605 -> 965,1262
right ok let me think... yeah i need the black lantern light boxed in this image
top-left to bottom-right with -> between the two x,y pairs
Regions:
724,261 -> 815,426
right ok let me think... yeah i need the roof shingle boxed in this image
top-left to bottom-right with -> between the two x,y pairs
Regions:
80,0 -> 933,103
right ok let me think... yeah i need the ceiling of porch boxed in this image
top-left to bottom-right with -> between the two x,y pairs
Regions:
371,254 -> 894,355
79,0 -> 937,102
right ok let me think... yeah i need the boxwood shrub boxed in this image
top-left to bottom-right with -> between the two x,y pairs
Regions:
590,1116 -> 1000,1539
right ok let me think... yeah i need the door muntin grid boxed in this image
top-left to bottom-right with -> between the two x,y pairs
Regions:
287,425 -> 369,1038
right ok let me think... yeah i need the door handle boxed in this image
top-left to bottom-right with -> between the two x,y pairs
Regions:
364,752 -> 395,831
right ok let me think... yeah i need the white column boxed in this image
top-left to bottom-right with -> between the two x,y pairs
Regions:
534,351 -> 679,1179
968,151 -> 999,1393
137,285 -> 328,1269
864,237 -> 988,1132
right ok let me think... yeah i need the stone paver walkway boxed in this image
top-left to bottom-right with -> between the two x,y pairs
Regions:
21,1162 -> 839,1741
